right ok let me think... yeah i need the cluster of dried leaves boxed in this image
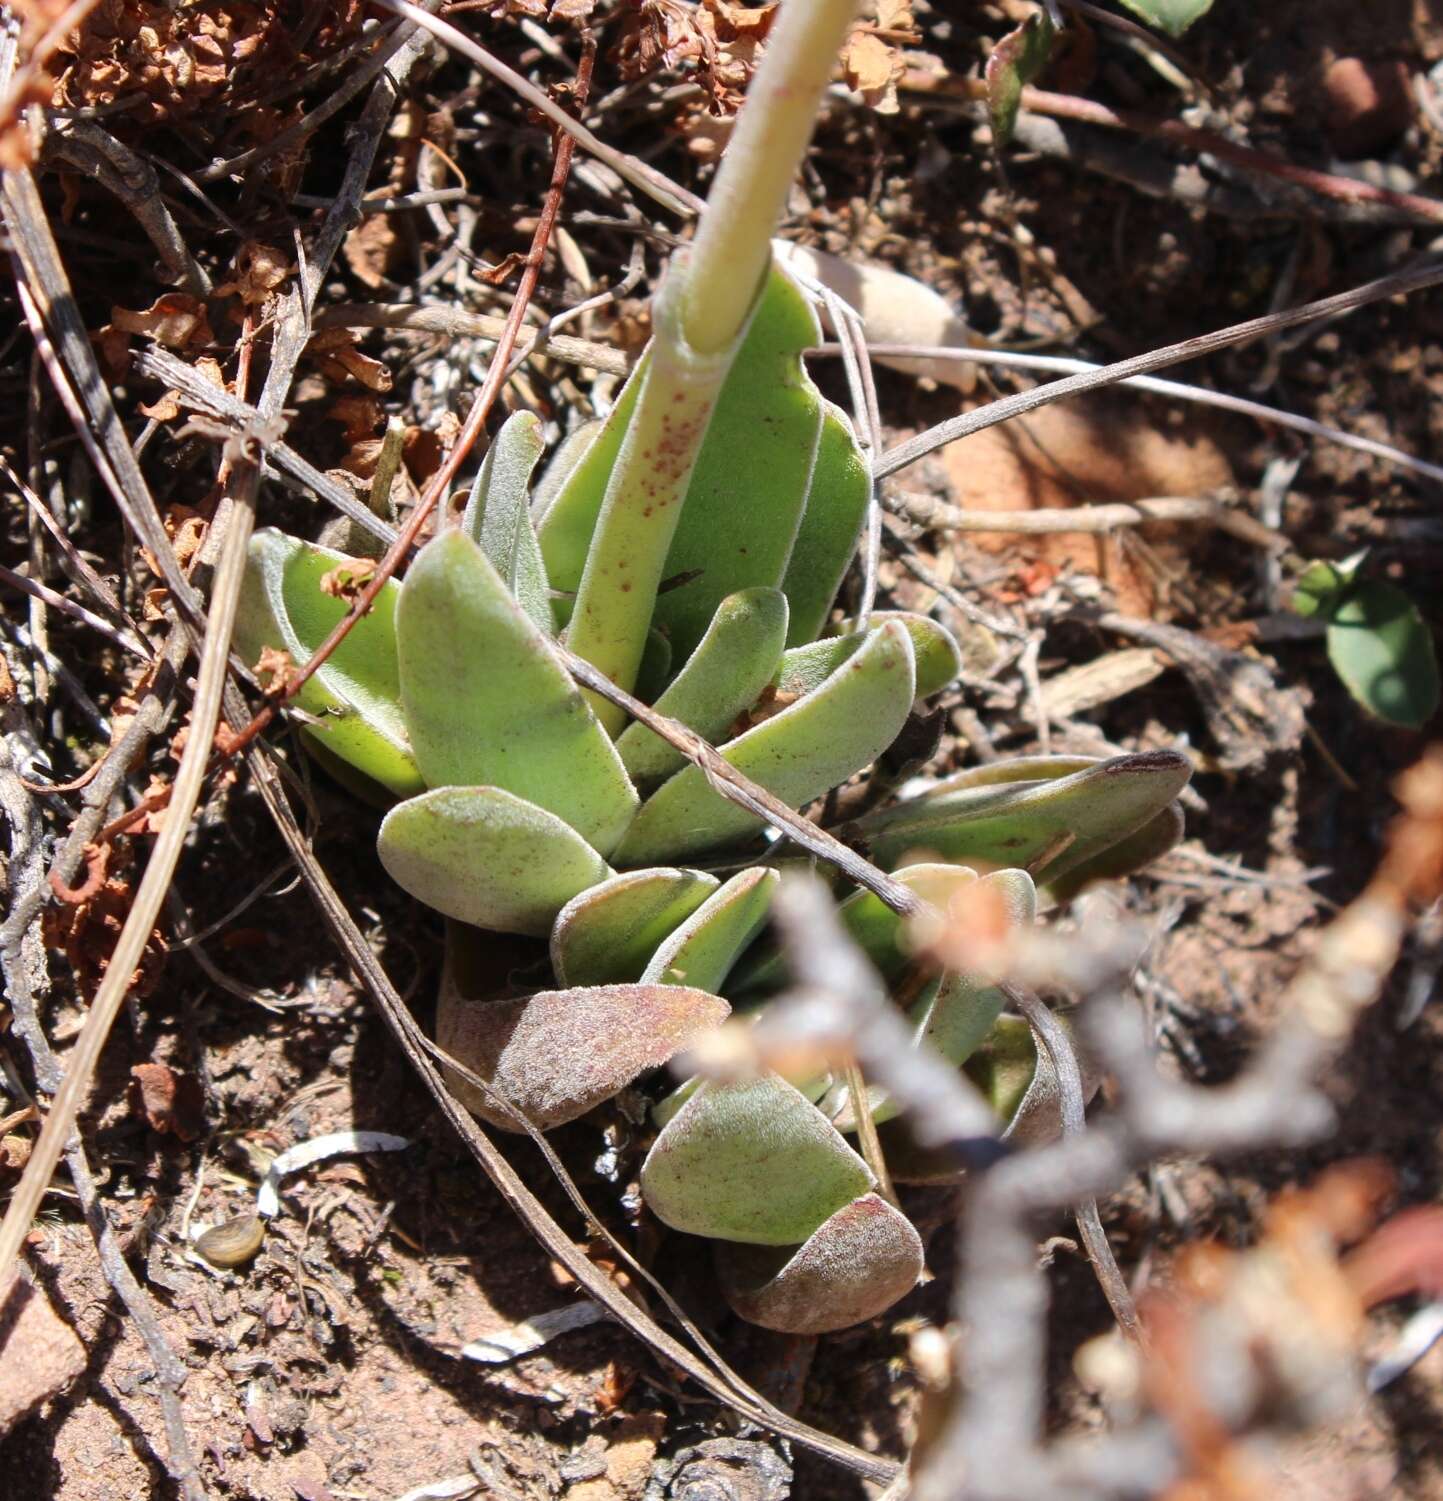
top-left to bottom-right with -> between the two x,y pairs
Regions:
49,0 -> 362,122
608,0 -> 918,149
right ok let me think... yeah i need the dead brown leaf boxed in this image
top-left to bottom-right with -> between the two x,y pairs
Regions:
110,293 -> 214,350
319,557 -> 378,600
842,30 -> 899,111
342,215 -> 400,290
215,241 -> 293,307
252,645 -> 295,690
129,1061 -> 207,1141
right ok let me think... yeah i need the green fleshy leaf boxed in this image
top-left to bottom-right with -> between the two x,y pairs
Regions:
532,378 -> 646,585
778,404 -> 872,648
1113,0 -> 1214,37
378,785 -> 612,936
460,410 -> 552,634
530,416 -> 608,533
985,10 -> 1055,147
235,529 -> 423,799
617,588 -> 789,786
729,861 -> 979,999
776,611 -> 962,702
640,867 -> 778,991
397,530 -> 638,855
436,970 -> 729,1131
839,751 -> 1191,891
557,271 -> 739,731
1045,803 -> 1185,903
538,264 -> 871,666
715,1193 -> 923,1334
647,268 -> 824,662
641,1075 -> 873,1245
613,620 -> 917,865
550,867 -> 720,986
1326,581 -> 1440,730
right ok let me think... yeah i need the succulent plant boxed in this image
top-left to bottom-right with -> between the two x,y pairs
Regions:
235,0 -> 1193,1333
236,298 -> 1190,1329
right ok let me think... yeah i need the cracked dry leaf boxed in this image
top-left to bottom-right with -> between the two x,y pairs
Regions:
110,293 -> 214,350
215,241 -> 292,307
842,31 -> 900,111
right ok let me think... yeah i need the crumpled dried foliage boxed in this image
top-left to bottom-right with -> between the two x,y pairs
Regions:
51,0 -> 292,120
43,850 -> 168,999
613,0 -> 917,144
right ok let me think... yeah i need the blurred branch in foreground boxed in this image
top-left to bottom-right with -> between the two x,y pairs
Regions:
681,748 -> 1443,1501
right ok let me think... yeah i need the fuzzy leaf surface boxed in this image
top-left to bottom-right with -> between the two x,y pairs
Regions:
617,588 -> 789,786
235,529 -> 422,798
777,404 -> 873,647
614,620 -> 917,865
460,410 -> 552,633
378,786 -> 611,936
841,751 -> 1191,886
549,867 -> 720,986
640,867 -> 778,991
716,1193 -> 923,1333
776,611 -> 962,701
641,1075 -> 873,1245
436,978 -> 729,1131
397,530 -> 637,854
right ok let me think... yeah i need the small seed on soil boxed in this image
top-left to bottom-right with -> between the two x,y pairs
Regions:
194,1215 -> 266,1268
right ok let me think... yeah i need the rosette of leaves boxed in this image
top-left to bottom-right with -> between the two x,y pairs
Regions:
236,252 -> 1191,1330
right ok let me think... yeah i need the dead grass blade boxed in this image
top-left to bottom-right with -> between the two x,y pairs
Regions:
245,748 -> 900,1487
876,258 -> 1443,478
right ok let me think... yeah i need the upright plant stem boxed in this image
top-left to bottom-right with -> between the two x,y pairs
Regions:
681,0 -> 862,356
566,0 -> 862,727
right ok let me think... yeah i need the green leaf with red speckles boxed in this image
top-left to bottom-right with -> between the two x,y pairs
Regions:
536,262 -> 871,688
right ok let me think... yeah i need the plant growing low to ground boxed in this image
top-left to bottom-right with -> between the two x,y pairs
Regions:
234,0 -> 1191,1331
4,0 -> 1443,1497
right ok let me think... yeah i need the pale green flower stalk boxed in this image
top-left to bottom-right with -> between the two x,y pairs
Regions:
565,0 -> 863,732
